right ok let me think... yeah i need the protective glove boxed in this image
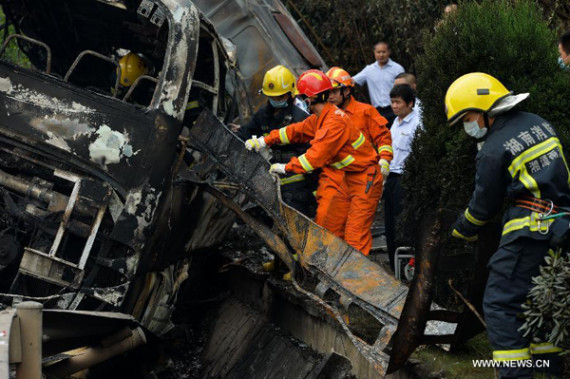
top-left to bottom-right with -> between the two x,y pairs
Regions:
244,135 -> 266,152
379,158 -> 390,178
269,163 -> 287,175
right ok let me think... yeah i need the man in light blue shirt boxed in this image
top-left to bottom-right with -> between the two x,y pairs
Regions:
353,42 -> 404,126
383,84 -> 422,271
394,72 -> 422,118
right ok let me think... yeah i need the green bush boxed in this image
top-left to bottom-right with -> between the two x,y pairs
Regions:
520,250 -> 570,351
400,0 -> 570,344
0,7 -> 31,68
286,0 -> 445,75
287,0 -> 570,78
401,0 -> 570,235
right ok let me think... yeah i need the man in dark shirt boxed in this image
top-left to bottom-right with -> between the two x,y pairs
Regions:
230,65 -> 316,217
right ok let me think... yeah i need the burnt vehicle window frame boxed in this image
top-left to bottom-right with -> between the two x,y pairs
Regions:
0,0 -> 169,111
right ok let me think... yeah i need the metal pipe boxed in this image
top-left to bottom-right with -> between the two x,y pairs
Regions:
64,50 -> 121,96
15,301 -> 43,379
0,169 -> 94,216
43,327 -> 146,377
0,169 -> 64,208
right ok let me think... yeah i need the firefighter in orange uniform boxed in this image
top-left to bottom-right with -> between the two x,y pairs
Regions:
323,67 -> 393,237
245,70 -> 384,255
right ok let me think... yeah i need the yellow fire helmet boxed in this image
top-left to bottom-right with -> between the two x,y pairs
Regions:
445,72 -> 512,125
118,53 -> 149,87
261,65 -> 296,96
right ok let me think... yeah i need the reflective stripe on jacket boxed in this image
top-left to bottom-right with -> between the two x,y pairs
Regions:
452,111 -> 570,246
344,96 -> 393,162
264,103 -> 379,174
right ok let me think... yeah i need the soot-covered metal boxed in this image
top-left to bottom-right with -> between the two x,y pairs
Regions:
0,0 -> 249,345
0,1 -> 488,377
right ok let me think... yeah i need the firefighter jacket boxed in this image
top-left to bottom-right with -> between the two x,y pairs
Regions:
344,96 -> 393,162
238,99 -> 309,163
452,111 -> 570,247
264,102 -> 379,174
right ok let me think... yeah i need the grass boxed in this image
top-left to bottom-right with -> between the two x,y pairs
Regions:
410,332 -> 495,378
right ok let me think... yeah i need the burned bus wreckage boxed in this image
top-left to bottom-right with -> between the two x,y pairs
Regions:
0,0 -> 491,378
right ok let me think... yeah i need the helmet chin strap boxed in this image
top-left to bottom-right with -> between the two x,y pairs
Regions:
341,88 -> 350,108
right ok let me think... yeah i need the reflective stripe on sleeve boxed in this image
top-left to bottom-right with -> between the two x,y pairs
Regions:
351,132 -> 365,150
378,145 -> 393,154
451,229 -> 478,242
464,208 -> 487,226
530,342 -> 563,355
493,348 -> 531,361
298,154 -> 314,173
279,127 -> 290,144
185,100 -> 200,110
280,174 -> 305,185
331,155 -> 355,170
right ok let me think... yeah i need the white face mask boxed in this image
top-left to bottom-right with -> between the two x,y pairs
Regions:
463,114 -> 487,139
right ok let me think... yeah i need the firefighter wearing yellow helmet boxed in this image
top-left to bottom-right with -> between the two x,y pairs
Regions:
446,72 -> 567,378
231,65 -> 316,218
118,52 -> 149,87
260,65 -> 296,97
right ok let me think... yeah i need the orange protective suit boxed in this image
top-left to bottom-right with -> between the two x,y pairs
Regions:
344,96 -> 393,160
320,97 -> 393,252
315,166 -> 345,235
324,167 -> 383,254
264,102 -> 378,174
264,102 -> 382,255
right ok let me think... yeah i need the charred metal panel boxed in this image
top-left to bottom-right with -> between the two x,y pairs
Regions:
186,110 -> 411,376
0,0 -> 224,337
0,63 -> 158,191
156,0 -> 200,120
0,63 -> 185,254
193,0 -> 326,109
1,0 -> 201,122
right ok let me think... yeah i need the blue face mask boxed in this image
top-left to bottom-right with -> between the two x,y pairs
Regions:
269,98 -> 288,108
463,114 -> 487,139
295,98 -> 310,113
558,57 -> 569,70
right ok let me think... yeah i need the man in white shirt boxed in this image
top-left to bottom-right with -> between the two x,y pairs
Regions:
384,84 -> 422,271
353,42 -> 404,126
394,72 -> 422,117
